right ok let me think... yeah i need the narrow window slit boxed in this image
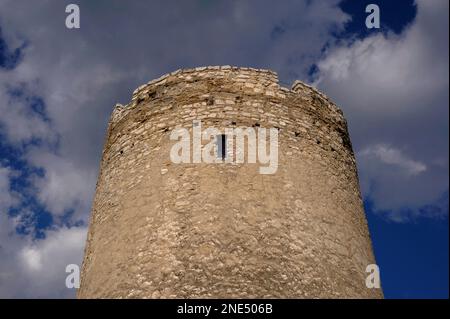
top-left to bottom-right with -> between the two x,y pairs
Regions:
217,134 -> 227,160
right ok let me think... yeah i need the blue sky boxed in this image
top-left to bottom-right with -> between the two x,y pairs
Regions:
0,0 -> 448,298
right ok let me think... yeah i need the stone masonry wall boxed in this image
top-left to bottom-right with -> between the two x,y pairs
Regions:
78,66 -> 382,298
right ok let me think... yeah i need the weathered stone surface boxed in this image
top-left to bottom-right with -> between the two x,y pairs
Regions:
78,66 -> 382,299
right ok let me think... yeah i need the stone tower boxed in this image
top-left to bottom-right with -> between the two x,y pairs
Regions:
78,66 -> 382,298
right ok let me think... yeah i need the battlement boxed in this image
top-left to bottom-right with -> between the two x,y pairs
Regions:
112,66 -> 344,127
130,66 -> 279,101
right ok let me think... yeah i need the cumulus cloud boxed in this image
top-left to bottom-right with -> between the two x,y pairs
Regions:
0,218 -> 87,298
0,84 -> 55,145
314,0 -> 449,219
359,144 -> 427,177
1,164 -> 86,298
356,144 -> 446,221
16,226 -> 87,298
27,149 -> 97,221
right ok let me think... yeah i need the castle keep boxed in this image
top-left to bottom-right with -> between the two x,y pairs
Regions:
78,66 -> 382,298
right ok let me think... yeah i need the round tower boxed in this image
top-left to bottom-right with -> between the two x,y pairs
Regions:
78,66 -> 382,298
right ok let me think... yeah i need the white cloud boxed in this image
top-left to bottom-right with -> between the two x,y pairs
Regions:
359,144 -> 427,177
0,78 -> 55,145
355,144 -> 444,221
17,226 -> 87,298
0,164 -> 86,298
27,149 -> 97,222
0,218 -> 87,298
20,247 -> 42,272
315,0 -> 449,219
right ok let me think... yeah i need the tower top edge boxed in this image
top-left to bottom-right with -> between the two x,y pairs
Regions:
128,66 -> 333,99
131,66 -> 281,97
114,66 -> 343,121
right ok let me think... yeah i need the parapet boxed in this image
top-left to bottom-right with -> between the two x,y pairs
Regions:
131,66 -> 279,101
112,66 -> 345,128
